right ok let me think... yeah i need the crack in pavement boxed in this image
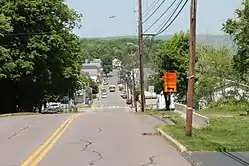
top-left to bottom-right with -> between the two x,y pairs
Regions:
98,128 -> 103,132
80,139 -> 103,166
140,156 -> 156,166
8,125 -> 28,140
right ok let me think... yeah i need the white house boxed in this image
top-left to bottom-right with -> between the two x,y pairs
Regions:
112,58 -> 121,68
82,63 -> 101,83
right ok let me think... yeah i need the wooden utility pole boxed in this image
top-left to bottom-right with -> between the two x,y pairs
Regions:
132,67 -> 137,112
186,0 -> 197,136
138,0 -> 145,112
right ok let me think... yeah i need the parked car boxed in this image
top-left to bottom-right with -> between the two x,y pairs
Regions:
42,103 -> 63,113
42,107 -> 58,114
118,84 -> 124,91
102,94 -> 107,98
121,92 -> 127,99
126,99 -> 132,105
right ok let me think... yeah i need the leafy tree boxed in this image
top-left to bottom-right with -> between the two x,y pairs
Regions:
101,54 -> 113,75
149,32 -> 189,109
195,44 -> 234,104
89,79 -> 99,94
222,0 -> 248,81
0,0 -> 83,113
80,38 -> 161,67
0,13 -> 13,79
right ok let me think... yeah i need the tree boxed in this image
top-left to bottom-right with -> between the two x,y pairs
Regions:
80,38 -> 161,67
0,0 -> 83,113
0,13 -> 13,79
222,0 -> 249,81
149,32 -> 189,110
195,44 -> 234,104
101,54 -> 113,75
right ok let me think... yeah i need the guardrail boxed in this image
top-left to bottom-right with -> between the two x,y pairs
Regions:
174,103 -> 209,128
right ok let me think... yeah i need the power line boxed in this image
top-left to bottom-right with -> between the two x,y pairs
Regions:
155,0 -> 183,33
156,0 -> 188,35
143,0 -> 161,17
142,0 -> 166,24
143,0 -> 178,33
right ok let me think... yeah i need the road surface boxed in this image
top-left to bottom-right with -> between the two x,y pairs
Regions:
0,71 -> 191,166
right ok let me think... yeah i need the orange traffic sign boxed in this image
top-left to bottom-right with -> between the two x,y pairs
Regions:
164,72 -> 177,93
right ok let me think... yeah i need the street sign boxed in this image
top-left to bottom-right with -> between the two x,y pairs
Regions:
148,86 -> 154,93
164,72 -> 177,93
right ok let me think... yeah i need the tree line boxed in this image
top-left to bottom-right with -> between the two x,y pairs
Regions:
149,1 -> 249,109
0,0 -> 161,114
80,38 -> 162,75
1,0 -> 246,114
0,0 -> 84,113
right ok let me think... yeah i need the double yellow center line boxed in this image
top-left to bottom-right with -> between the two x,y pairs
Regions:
21,114 -> 81,166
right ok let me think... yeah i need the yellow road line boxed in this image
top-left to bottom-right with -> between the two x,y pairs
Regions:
30,114 -> 81,165
21,114 -> 77,166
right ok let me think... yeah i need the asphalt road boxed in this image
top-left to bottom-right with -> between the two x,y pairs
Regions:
0,113 -> 73,166
192,152 -> 249,166
0,70 -> 191,166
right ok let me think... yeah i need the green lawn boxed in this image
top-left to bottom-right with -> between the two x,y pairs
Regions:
198,100 -> 248,116
143,108 -> 249,152
76,104 -> 91,108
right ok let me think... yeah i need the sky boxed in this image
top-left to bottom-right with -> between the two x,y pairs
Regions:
65,0 -> 242,38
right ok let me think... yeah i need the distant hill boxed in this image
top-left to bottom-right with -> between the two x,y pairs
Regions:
83,35 -> 235,47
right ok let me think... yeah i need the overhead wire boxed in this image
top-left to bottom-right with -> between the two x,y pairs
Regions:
145,35 -> 155,56
154,0 -> 184,33
142,0 -> 188,65
142,0 -> 161,17
142,0 -> 166,24
156,0 -> 188,35
143,0 -> 178,33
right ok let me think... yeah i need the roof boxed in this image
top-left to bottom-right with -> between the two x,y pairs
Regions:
82,63 -> 101,70
82,69 -> 98,76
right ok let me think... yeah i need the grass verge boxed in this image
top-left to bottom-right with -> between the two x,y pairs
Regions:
198,99 -> 248,116
144,108 -> 249,152
76,104 -> 91,108
0,112 -> 40,118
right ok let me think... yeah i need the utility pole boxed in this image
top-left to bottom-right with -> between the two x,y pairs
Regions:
186,0 -> 197,136
138,0 -> 145,112
132,59 -> 137,112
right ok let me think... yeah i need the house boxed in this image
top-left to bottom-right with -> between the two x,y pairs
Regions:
91,59 -> 101,64
112,58 -> 122,68
82,59 -> 102,83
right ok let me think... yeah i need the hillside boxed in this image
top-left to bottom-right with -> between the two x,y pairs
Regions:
83,35 -> 235,47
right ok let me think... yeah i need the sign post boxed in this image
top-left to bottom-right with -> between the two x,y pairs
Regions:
164,72 -> 176,111
164,72 -> 177,93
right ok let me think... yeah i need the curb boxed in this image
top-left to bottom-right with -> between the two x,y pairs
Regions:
0,113 -> 39,118
157,128 -> 202,166
156,128 -> 187,153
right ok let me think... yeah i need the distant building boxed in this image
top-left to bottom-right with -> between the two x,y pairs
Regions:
112,58 -> 121,68
82,59 -> 102,83
91,59 -> 102,64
